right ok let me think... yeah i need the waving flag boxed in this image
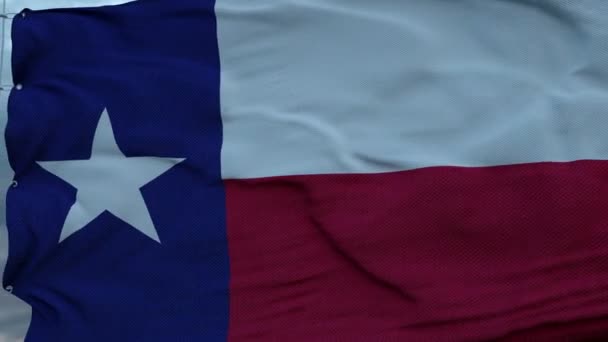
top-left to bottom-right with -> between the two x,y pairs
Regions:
4,0 -> 608,340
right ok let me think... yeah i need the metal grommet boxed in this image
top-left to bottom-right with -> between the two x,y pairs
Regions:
11,180 -> 18,188
5,285 -> 13,293
22,12 -> 26,18
15,84 -> 23,90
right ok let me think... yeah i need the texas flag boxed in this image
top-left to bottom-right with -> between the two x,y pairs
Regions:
3,0 -> 608,340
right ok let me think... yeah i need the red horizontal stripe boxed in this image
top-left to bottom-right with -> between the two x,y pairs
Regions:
225,160 -> 608,341
499,315 -> 608,341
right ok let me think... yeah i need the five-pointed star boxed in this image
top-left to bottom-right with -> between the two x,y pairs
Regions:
37,108 -> 185,243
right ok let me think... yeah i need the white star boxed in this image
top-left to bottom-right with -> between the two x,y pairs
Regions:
37,108 -> 185,243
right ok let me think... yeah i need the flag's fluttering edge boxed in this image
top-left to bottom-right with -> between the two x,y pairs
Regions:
4,0 -> 608,340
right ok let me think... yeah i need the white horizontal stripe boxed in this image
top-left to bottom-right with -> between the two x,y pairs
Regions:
217,0 -> 608,178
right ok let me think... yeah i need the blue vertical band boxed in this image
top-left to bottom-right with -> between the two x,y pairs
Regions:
5,1 -> 229,340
